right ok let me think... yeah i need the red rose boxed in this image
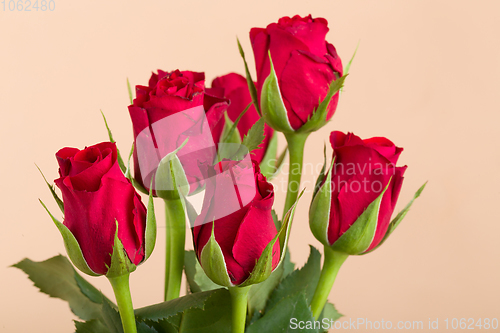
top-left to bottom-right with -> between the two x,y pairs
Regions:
55,142 -> 147,275
310,132 -> 407,254
211,73 -> 274,163
192,159 -> 279,285
129,70 -> 228,195
250,15 -> 343,131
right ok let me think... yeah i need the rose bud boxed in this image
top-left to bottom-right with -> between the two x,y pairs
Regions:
211,73 -> 275,164
250,15 -> 345,134
129,70 -> 228,197
310,132 -> 425,255
192,159 -> 298,287
46,142 -> 156,277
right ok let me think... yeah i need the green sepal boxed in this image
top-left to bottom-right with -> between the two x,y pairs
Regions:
184,198 -> 199,228
296,75 -> 347,134
311,144 -> 328,200
237,38 -> 261,116
217,112 -> 243,161
282,248 -> 295,279
184,250 -> 220,293
154,139 -> 189,200
127,78 -> 134,105
363,182 -> 427,254
124,144 -> 134,181
221,104 -> 251,144
271,209 -> 280,230
36,164 -> 64,214
105,221 -> 137,278
199,223 -> 233,287
144,188 -> 157,261
259,131 -> 278,179
40,200 -> 99,276
129,141 -> 149,195
221,112 -> 243,145
239,190 -> 303,287
260,51 -> 295,134
330,181 -> 391,255
344,42 -> 359,76
100,111 -> 126,173
309,159 -> 334,247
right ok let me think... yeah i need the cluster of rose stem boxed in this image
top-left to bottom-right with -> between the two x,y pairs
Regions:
105,132 -> 343,333
164,197 -> 186,301
108,274 -> 138,333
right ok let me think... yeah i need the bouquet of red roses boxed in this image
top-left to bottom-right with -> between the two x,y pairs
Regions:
15,15 -> 425,333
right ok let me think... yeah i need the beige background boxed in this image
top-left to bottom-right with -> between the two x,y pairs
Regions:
1,0 -> 499,332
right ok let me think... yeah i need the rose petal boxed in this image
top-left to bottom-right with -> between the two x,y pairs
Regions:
276,15 -> 329,56
55,147 -> 80,177
280,50 -> 336,129
250,28 -> 270,93
328,171 -> 392,245
364,166 -> 407,252
232,203 -> 280,284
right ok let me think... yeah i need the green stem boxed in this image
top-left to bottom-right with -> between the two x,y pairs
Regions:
310,246 -> 349,320
164,198 -> 186,301
228,286 -> 251,333
108,274 -> 137,333
282,132 -> 309,217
